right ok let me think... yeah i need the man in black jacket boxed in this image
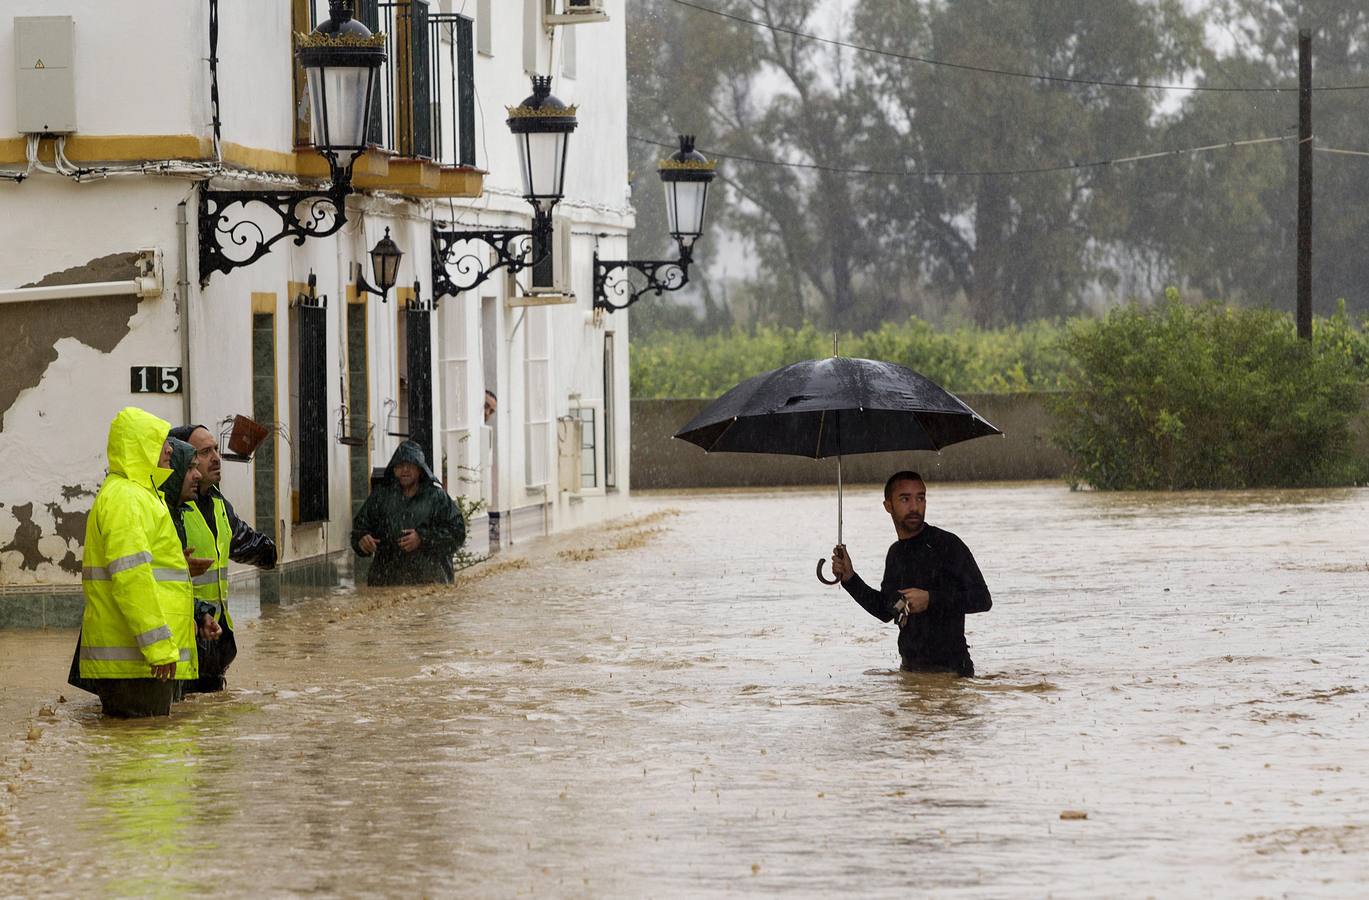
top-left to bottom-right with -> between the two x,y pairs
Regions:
830,471 -> 991,676
169,424 -> 277,693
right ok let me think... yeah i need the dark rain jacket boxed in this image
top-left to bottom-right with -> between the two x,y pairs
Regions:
157,438 -> 218,624
842,524 -> 992,676
158,438 -> 196,548
350,441 -> 465,586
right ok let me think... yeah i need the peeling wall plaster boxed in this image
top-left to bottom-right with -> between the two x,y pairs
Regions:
0,487 -> 97,584
0,252 -> 142,432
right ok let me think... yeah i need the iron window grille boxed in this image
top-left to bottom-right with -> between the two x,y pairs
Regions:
297,290 -> 331,523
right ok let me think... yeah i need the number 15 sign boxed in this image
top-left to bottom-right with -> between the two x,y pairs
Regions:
130,366 -> 183,394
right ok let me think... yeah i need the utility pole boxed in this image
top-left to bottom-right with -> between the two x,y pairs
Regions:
1297,29 -> 1313,341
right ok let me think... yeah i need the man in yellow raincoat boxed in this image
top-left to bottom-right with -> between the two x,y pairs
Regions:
69,407 -> 198,717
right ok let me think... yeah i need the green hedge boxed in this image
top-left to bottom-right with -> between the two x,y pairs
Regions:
630,319 -> 1070,398
1051,292 -> 1369,490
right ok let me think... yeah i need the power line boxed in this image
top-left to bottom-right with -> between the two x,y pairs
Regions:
669,0 -> 1369,94
631,134 -> 1294,179
1314,145 -> 1369,158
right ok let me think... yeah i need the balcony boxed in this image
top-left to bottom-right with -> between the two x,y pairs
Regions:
292,0 -> 483,198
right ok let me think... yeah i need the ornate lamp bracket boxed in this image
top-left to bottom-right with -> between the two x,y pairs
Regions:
199,182 -> 350,286
430,212 -> 552,299
593,245 -> 694,313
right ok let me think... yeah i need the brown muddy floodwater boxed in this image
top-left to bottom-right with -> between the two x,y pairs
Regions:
1,482 -> 1367,897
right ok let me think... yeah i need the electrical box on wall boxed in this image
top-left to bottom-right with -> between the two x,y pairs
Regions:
15,16 -> 77,134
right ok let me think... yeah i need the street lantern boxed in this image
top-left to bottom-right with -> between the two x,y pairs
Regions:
660,135 -> 716,251
296,0 -> 388,182
507,75 -> 578,218
199,1 -> 387,282
356,227 -> 404,302
592,134 -> 719,312
431,75 -> 579,298
369,228 -> 403,293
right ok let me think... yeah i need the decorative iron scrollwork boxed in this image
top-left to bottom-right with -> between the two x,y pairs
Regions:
430,212 -> 552,299
592,247 -> 694,312
198,185 -> 349,285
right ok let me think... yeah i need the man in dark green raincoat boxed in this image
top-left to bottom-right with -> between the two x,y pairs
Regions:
350,440 -> 465,586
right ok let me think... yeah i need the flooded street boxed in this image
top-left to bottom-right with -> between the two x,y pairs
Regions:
2,482 -> 1367,897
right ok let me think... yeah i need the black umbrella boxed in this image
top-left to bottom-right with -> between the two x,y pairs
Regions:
674,356 -> 1001,583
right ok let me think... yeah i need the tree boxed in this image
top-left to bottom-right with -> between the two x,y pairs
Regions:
624,0 -> 755,335
1136,0 -> 1369,316
849,0 -> 1204,326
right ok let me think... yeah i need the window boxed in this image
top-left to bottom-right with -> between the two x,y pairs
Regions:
251,296 -> 279,543
603,333 -> 616,488
523,308 -> 551,486
561,20 -> 576,79
406,303 -> 435,469
577,406 -> 597,488
439,300 -> 472,494
291,287 -> 329,524
431,12 -> 477,167
298,0 -> 473,165
346,290 -> 371,519
476,0 -> 492,56
523,0 -> 540,75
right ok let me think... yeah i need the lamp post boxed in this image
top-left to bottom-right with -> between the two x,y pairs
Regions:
594,134 -> 717,312
355,227 -> 403,302
432,76 -> 578,299
199,1 -> 385,283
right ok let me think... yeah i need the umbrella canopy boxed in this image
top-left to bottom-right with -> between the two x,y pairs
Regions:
674,356 -> 1001,457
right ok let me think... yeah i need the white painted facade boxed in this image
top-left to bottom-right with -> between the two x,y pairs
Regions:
0,0 -> 634,613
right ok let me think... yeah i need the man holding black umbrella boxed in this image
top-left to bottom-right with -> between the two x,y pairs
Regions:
830,471 -> 991,677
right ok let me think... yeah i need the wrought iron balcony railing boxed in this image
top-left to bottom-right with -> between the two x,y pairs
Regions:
295,0 -> 476,167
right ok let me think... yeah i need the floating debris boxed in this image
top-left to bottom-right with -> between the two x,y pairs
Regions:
1060,810 -> 1088,820
25,727 -> 42,742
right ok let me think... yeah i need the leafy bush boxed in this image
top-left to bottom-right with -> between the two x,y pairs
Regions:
630,318 -> 1070,398
1051,291 -> 1369,490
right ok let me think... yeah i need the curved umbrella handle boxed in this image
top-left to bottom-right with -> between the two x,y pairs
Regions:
816,558 -> 840,585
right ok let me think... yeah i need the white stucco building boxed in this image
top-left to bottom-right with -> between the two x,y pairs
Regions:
0,0 -> 634,626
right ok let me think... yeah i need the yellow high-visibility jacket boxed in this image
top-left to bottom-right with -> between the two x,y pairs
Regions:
181,496 -> 233,629
78,407 -> 198,680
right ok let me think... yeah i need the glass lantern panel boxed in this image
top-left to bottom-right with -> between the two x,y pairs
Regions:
306,64 -> 375,157
374,249 -> 402,291
516,131 -> 570,211
665,180 -> 709,243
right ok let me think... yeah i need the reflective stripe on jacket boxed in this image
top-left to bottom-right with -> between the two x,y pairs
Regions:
181,496 -> 233,629
79,407 -> 199,681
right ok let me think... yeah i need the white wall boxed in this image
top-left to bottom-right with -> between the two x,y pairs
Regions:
214,0 -> 298,154
0,3 -> 206,139
0,179 -> 192,586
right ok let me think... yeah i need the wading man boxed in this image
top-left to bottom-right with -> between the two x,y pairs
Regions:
351,440 -> 465,586
157,435 -> 222,654
168,424 -> 278,693
830,471 -> 991,676
68,407 -> 198,717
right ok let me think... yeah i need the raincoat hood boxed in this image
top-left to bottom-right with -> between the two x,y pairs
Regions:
168,423 -> 208,444
382,440 -> 438,485
107,407 -> 174,491
158,438 -> 196,507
